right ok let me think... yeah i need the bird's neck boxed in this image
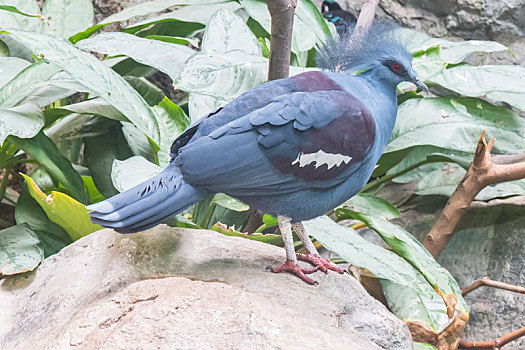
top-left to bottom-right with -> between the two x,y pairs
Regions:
333,71 -> 398,151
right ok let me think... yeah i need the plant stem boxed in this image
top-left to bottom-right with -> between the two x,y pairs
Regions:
0,166 -> 13,205
362,159 -> 432,192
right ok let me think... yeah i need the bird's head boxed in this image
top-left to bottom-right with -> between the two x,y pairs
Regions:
317,21 -> 428,92
322,0 -> 343,13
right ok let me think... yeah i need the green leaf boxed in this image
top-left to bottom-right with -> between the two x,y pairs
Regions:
382,279 -> 448,332
0,56 -> 30,88
0,223 -> 43,275
82,176 -> 105,204
41,0 -> 94,38
387,97 -> 525,155
11,131 -> 88,203
7,30 -> 160,143
99,0 -> 230,25
429,65 -> 525,111
84,122 -> 133,198
303,216 -> 433,297
21,174 -> 102,241
124,76 -> 165,106
0,4 -> 40,18
76,32 -> 195,79
44,114 -> 110,143
145,35 -> 199,47
111,156 -> 162,192
0,1 -> 41,32
338,193 -> 400,220
212,193 -> 249,212
439,40 -> 507,64
188,93 -> 224,122
343,211 -> 468,313
121,122 -> 156,163
201,9 -> 260,55
0,103 -> 44,146
15,185 -> 71,257
413,343 -> 437,350
0,61 -> 62,107
240,0 -> 330,53
45,98 -> 128,123
152,97 -> 190,166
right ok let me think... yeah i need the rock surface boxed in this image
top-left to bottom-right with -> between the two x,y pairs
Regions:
0,226 -> 412,350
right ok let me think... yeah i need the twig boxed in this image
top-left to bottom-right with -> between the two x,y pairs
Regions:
422,131 -> 525,258
462,277 -> 525,296
264,0 -> 297,81
459,326 -> 525,349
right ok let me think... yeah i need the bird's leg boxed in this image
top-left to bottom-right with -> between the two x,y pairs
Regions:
293,222 -> 345,274
271,215 -> 318,285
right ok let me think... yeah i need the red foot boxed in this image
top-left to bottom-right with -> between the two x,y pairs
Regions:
271,259 -> 319,285
298,253 -> 345,274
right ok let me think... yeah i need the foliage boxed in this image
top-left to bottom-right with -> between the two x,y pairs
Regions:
0,0 -> 523,345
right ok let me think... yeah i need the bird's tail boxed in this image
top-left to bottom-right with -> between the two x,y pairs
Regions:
87,164 -> 206,233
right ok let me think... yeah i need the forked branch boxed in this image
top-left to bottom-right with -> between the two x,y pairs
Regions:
422,131 -> 525,258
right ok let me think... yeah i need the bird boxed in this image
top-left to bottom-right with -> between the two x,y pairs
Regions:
88,22 -> 428,285
321,0 -> 357,36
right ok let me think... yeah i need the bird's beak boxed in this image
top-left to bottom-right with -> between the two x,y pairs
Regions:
412,77 -> 429,93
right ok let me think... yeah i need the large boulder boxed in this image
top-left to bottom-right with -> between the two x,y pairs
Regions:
0,226 -> 412,350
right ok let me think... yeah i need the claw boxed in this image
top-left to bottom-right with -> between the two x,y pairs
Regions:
271,259 -> 319,285
297,253 -> 345,274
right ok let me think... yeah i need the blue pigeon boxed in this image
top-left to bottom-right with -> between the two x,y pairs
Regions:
88,23 -> 428,284
321,0 -> 357,36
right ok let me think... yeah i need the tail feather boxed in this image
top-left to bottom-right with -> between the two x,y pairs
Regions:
88,165 -> 206,233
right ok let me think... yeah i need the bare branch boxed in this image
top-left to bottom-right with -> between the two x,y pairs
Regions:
264,0 -> 297,81
461,276 -> 525,296
422,131 -> 525,258
354,0 -> 379,32
459,326 -> 525,349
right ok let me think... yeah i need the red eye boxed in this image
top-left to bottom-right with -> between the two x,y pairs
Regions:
392,63 -> 401,72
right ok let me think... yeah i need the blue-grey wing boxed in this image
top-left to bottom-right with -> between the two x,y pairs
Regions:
174,88 -> 376,197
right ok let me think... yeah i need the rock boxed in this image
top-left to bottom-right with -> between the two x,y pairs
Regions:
0,226 -> 412,350
367,194 -> 525,349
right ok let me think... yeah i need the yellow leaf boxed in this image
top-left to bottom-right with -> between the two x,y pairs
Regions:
21,174 -> 102,241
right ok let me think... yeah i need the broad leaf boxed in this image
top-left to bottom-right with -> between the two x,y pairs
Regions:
413,343 -> 438,350
124,76 -> 164,106
84,122 -> 133,198
337,193 -> 400,220
0,61 -> 62,107
44,114 -> 110,143
41,0 -> 94,38
0,223 -> 43,275
15,186 -> 71,257
99,0 -> 229,25
382,279 -> 449,333
0,56 -> 29,87
0,1 -> 41,32
0,103 -> 43,145
202,9 -> 260,55
240,0 -> 330,53
387,97 -> 525,155
21,174 -> 102,241
152,97 -> 190,166
11,131 -> 88,203
76,32 -> 195,79
303,216 -> 433,297
429,65 -> 525,111
344,211 -> 468,313
7,30 -> 160,142
188,93 -> 225,122
212,193 -> 249,212
126,2 -> 241,31
111,156 -> 162,192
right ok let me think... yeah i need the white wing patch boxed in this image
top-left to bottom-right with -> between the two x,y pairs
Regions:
291,150 -> 352,170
